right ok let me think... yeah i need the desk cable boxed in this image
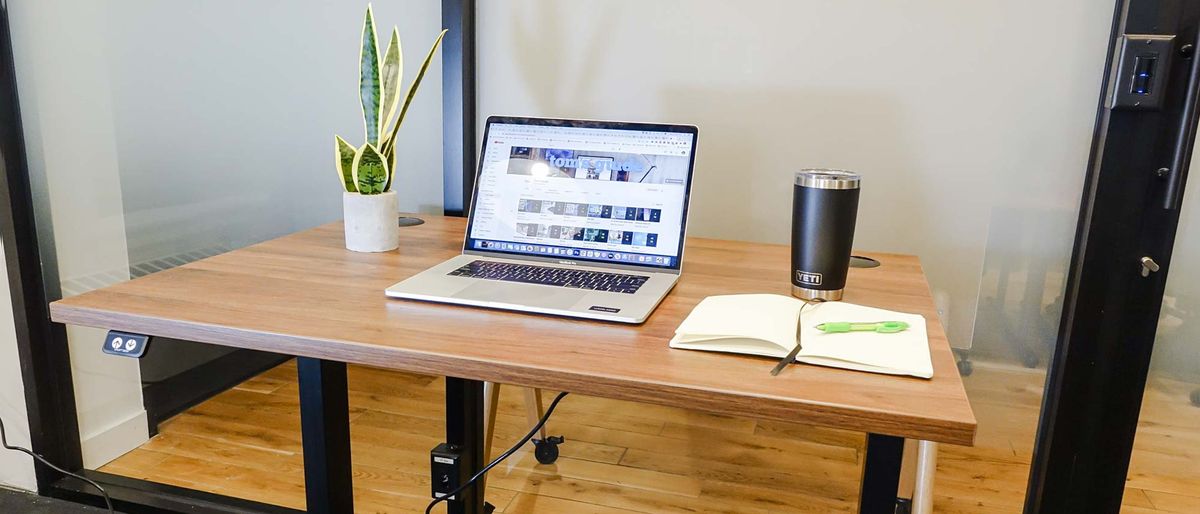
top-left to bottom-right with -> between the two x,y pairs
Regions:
0,415 -> 114,513
424,391 -> 569,514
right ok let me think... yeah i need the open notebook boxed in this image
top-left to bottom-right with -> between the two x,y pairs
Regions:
669,294 -> 933,378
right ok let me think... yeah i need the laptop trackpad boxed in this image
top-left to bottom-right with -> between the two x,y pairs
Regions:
453,281 -> 588,308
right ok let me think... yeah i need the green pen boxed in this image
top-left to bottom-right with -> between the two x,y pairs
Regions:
815,321 -> 910,334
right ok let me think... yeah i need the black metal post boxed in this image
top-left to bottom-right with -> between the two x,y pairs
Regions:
1026,1 -> 1200,512
445,377 -> 486,514
441,0 -> 477,217
858,434 -> 904,514
297,358 -> 354,514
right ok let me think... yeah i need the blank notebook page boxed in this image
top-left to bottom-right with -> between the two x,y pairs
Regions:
673,294 -> 799,347
797,301 -> 932,378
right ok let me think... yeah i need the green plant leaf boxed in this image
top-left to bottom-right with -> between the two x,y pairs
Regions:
380,28 -> 403,133
334,135 -> 357,192
352,143 -> 389,195
381,29 -> 447,153
381,132 -> 395,168
359,5 -> 382,146
384,145 -> 396,192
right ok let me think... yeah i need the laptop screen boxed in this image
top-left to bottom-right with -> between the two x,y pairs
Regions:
464,118 -> 697,270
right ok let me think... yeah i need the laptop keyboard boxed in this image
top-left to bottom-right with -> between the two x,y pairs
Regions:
448,260 -> 650,294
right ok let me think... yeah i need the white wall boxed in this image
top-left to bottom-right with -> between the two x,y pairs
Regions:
97,0 -> 445,263
477,0 -> 1113,351
0,243 -> 36,491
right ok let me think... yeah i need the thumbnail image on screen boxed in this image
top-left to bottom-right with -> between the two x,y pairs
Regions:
518,198 -> 662,222
511,223 -> 658,247
506,147 -> 689,185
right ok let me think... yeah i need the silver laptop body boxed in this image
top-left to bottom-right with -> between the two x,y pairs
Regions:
386,116 -> 699,323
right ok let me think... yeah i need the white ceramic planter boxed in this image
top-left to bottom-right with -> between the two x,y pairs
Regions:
343,191 -> 399,252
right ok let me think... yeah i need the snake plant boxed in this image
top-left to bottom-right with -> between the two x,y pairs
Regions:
335,4 -> 447,195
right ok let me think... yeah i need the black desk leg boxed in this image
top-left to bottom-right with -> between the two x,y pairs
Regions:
297,358 -> 354,514
859,433 -> 904,514
445,377 -> 487,514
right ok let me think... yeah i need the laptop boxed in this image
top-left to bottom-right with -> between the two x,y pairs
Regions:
386,116 -> 698,323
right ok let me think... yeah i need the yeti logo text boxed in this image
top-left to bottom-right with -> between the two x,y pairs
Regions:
796,271 -> 823,286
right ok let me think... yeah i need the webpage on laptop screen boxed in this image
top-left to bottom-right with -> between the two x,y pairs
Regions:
468,122 -> 694,269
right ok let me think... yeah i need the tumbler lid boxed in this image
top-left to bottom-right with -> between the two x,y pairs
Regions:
795,169 -> 861,190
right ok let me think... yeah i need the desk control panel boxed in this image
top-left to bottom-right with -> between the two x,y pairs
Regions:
102,331 -> 150,358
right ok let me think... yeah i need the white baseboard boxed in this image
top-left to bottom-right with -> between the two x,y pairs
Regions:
81,409 -> 149,469
0,462 -> 37,492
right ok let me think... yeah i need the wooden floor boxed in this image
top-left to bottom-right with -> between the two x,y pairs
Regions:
101,360 -> 1200,513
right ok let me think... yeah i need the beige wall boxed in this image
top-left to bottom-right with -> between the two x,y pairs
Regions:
477,0 -> 1113,351
0,242 -> 36,491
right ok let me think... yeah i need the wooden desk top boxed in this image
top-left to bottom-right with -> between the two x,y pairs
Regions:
50,216 -> 976,445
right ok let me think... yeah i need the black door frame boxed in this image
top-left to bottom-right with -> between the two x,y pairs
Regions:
1026,0 -> 1200,512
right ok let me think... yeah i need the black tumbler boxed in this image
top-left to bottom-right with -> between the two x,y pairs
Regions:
791,169 -> 861,301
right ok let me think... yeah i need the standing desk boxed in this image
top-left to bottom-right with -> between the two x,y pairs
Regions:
49,215 -> 976,514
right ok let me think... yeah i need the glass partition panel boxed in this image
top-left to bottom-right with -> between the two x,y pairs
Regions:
8,0 -> 443,492
1122,152 -> 1200,513
17,0 -> 1199,512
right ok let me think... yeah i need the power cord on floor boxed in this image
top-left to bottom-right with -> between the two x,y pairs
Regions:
0,415 -> 114,513
424,391 -> 569,514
